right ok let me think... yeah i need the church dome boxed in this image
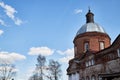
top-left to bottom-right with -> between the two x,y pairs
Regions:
76,22 -> 106,35
76,9 -> 107,36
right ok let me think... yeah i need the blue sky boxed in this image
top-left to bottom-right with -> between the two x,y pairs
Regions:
0,0 -> 120,80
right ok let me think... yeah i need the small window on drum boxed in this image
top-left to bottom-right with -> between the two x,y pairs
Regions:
100,42 -> 104,50
84,42 -> 89,52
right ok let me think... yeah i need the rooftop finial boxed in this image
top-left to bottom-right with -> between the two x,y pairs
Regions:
88,6 -> 91,12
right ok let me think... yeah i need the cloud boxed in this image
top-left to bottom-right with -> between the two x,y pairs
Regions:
14,18 -> 23,25
59,56 -> 73,63
28,46 -> 54,56
57,48 -> 74,63
0,51 -> 26,64
0,19 -> 7,26
0,30 -> 4,36
74,9 -> 82,14
0,2 -> 23,25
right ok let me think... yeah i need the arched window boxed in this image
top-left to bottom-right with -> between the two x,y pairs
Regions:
88,60 -> 91,66
84,42 -> 89,52
100,42 -> 104,50
86,76 -> 90,80
91,59 -> 95,65
91,75 -> 96,80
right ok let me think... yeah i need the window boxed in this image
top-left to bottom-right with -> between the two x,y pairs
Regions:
86,76 -> 90,80
86,61 -> 89,67
117,48 -> 120,57
91,75 -> 96,80
100,42 -> 104,50
98,76 -> 102,80
84,42 -> 89,52
88,60 -> 91,66
91,59 -> 95,65
86,59 -> 95,67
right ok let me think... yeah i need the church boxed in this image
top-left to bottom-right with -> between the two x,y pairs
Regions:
67,9 -> 120,80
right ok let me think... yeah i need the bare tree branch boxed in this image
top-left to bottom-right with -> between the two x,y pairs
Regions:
0,61 -> 16,80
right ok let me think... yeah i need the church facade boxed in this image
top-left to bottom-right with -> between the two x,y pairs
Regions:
67,10 -> 120,80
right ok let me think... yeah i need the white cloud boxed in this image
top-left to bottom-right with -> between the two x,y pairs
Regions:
59,56 -> 73,63
57,48 -> 74,63
0,19 -> 7,26
0,51 -> 26,64
0,2 -> 23,25
28,46 -> 54,56
57,48 -> 74,55
74,9 -> 82,14
0,30 -> 4,36
14,18 -> 23,25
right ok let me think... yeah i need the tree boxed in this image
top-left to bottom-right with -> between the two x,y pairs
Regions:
29,73 -> 38,80
36,55 -> 46,80
48,60 -> 62,80
0,62 -> 16,80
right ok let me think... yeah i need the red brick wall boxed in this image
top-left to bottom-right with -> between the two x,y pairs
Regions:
74,32 -> 111,58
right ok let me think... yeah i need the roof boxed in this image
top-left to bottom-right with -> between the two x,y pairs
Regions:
76,22 -> 106,36
76,10 -> 107,36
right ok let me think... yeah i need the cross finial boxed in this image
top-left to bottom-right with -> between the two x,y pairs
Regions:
88,6 -> 91,12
